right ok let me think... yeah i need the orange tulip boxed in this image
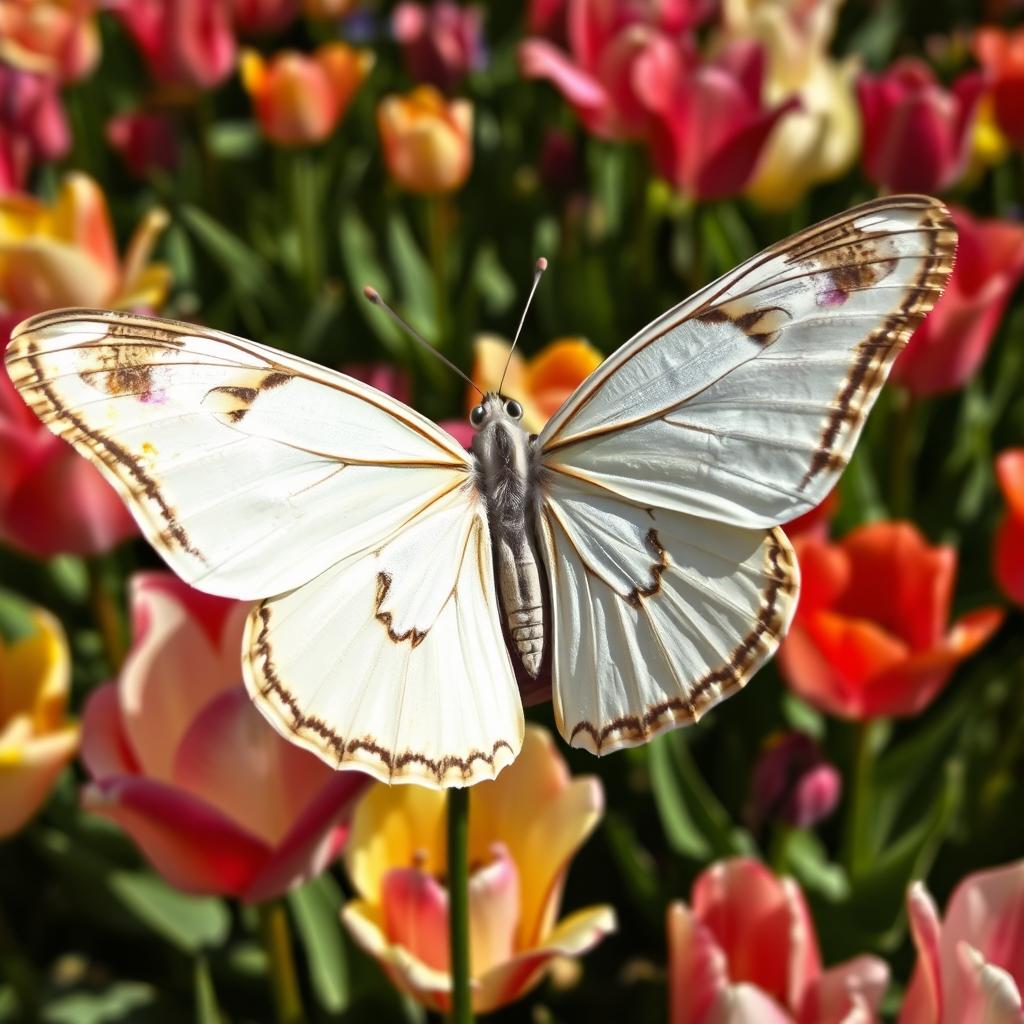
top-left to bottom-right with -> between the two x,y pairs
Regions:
341,725 -> 615,1015
994,449 -> 1024,606
470,334 -> 603,433
241,43 -> 373,147
0,0 -> 100,83
377,86 -> 473,194
0,607 -> 79,837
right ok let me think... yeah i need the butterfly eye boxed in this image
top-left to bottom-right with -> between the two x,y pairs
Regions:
470,404 -> 487,428
504,399 -> 523,420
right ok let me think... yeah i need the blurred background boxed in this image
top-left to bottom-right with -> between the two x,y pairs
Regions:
1,0 -> 1024,1021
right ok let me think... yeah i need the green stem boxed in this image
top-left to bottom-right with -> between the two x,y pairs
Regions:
447,787 -> 473,1024
87,557 -> 127,673
889,391 -> 918,519
841,720 -> 877,879
428,195 -> 450,352
258,901 -> 307,1024
769,823 -> 795,876
289,148 -> 323,299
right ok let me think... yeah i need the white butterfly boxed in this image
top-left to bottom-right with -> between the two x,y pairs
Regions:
5,195 -> 955,788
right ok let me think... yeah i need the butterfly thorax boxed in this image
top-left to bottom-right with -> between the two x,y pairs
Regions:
470,394 -> 545,678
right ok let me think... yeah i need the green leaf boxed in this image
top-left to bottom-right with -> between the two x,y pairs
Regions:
647,737 -> 712,860
387,211 -> 435,337
288,875 -> 350,1015
472,245 -> 516,319
46,556 -> 89,605
42,983 -> 159,1024
602,812 -> 663,926
181,204 -> 271,297
784,830 -> 850,902
207,120 -> 261,160
0,589 -> 37,644
193,957 -> 221,1024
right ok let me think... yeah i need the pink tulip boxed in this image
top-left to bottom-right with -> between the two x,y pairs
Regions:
106,112 -> 180,179
0,65 -> 70,193
890,206 -> 1024,397
747,732 -> 841,831
900,862 -> 1024,1023
669,858 -> 889,1023
0,0 -> 101,83
230,0 -> 297,33
519,0 -> 705,140
115,0 -> 237,90
80,573 -> 370,902
393,2 -> 484,93
648,40 -> 799,200
857,59 -> 984,194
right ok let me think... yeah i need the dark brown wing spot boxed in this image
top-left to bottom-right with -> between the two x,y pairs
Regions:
375,572 -> 428,647
697,302 -> 791,347
205,371 -> 295,422
625,529 -> 669,607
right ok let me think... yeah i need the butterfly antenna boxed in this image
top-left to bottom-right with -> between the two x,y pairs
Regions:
499,257 -> 548,395
363,286 -> 483,398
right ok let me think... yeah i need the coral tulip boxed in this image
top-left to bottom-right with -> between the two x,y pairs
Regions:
377,86 -> 473,194
890,206 -> 1024,397
0,607 -> 78,837
0,65 -> 70,194
241,43 -> 373,146
0,0 -> 100,82
80,574 -> 370,902
974,27 -> 1024,150
392,2 -> 484,93
470,334 -> 603,433
857,59 -> 984,194
995,449 -> 1024,606
900,862 -> 1024,1023
341,725 -> 614,1015
778,523 -> 1003,720
668,858 -> 889,1023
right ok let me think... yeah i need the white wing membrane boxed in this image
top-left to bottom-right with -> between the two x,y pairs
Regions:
244,484 -> 524,787
541,196 -> 956,527
5,309 -> 470,598
538,474 -> 798,753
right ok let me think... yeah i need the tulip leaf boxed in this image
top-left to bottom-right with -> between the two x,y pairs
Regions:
180,205 -> 272,298
40,982 -> 160,1023
387,211 -> 435,339
647,736 -> 712,860
287,875 -> 350,1015
193,957 -> 221,1024
0,588 -> 37,644
603,811 -> 664,926
471,244 -> 516,318
207,120 -> 261,161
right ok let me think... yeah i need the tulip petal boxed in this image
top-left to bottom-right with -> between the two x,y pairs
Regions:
0,724 -> 79,837
80,683 -> 139,777
900,882 -> 945,1024
83,776 -> 270,896
957,944 -> 1024,1024
800,954 -> 889,1023
668,900 -> 731,1024
381,864 -> 451,974
518,39 -> 608,113
997,452 -> 1024,522
706,984 -> 794,1024
995,513 -> 1024,606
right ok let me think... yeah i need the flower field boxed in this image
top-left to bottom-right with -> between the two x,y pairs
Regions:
1,1 -> 1024,1022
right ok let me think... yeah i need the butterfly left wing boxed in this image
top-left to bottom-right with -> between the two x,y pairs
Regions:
536,196 -> 955,752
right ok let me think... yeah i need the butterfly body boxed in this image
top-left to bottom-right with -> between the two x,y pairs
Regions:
470,392 -> 546,677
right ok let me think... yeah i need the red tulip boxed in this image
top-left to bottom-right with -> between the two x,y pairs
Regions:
891,207 -> 1024,397
115,0 -> 237,90
106,112 -> 180,179
900,862 -> 1024,1023
778,523 -> 1003,720
230,0 -> 297,33
392,2 -> 485,93
784,489 -> 839,540
80,574 -> 370,902
974,27 -> 1024,150
747,732 -> 841,831
668,858 -> 889,1023
519,0 -> 706,140
0,65 -> 70,193
857,59 -> 984,194
995,449 -> 1024,606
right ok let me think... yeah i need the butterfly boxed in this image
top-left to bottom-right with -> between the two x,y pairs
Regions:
5,195 -> 955,788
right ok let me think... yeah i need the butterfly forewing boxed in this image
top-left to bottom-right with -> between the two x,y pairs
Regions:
5,308 -> 521,787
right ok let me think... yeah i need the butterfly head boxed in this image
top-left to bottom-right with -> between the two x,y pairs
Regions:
469,392 -> 524,432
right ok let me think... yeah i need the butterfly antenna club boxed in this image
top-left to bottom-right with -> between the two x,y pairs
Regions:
363,285 -> 482,397
499,257 -> 548,394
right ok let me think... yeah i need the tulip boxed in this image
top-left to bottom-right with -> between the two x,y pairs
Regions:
890,207 -> 1024,397
668,858 -> 889,1023
341,725 -> 614,1015
0,65 -> 70,194
995,449 -> 1024,607
470,334 -> 603,434
974,27 -> 1024,150
857,59 -> 984,194
648,41 -> 800,201
0,173 -> 170,557
900,862 -> 1024,1023
377,86 -> 473,194
80,573 -> 370,901
0,0 -> 100,82
519,0 -> 699,141
230,0 -> 297,34
0,607 -> 79,837
777,523 -> 1004,720
747,732 -> 841,831
115,0 -> 237,90
106,112 -> 181,179
392,2 -> 484,93
242,43 -> 373,147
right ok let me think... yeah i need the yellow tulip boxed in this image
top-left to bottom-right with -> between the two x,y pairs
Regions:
0,172 -> 170,315
377,86 -> 473,195
470,334 -> 603,434
341,725 -> 615,1015
0,608 -> 79,837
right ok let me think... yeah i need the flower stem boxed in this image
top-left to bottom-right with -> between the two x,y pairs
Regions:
447,786 -> 473,1024
841,720 -> 878,879
258,900 -> 307,1024
428,195 -> 450,352
87,556 -> 127,673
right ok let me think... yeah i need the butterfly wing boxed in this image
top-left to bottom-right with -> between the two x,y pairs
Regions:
7,308 -> 522,785
536,196 -> 955,752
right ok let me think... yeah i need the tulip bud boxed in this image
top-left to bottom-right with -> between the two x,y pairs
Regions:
392,2 -> 485,93
106,112 -> 180,179
747,732 -> 841,831
230,0 -> 298,34
377,86 -> 473,194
